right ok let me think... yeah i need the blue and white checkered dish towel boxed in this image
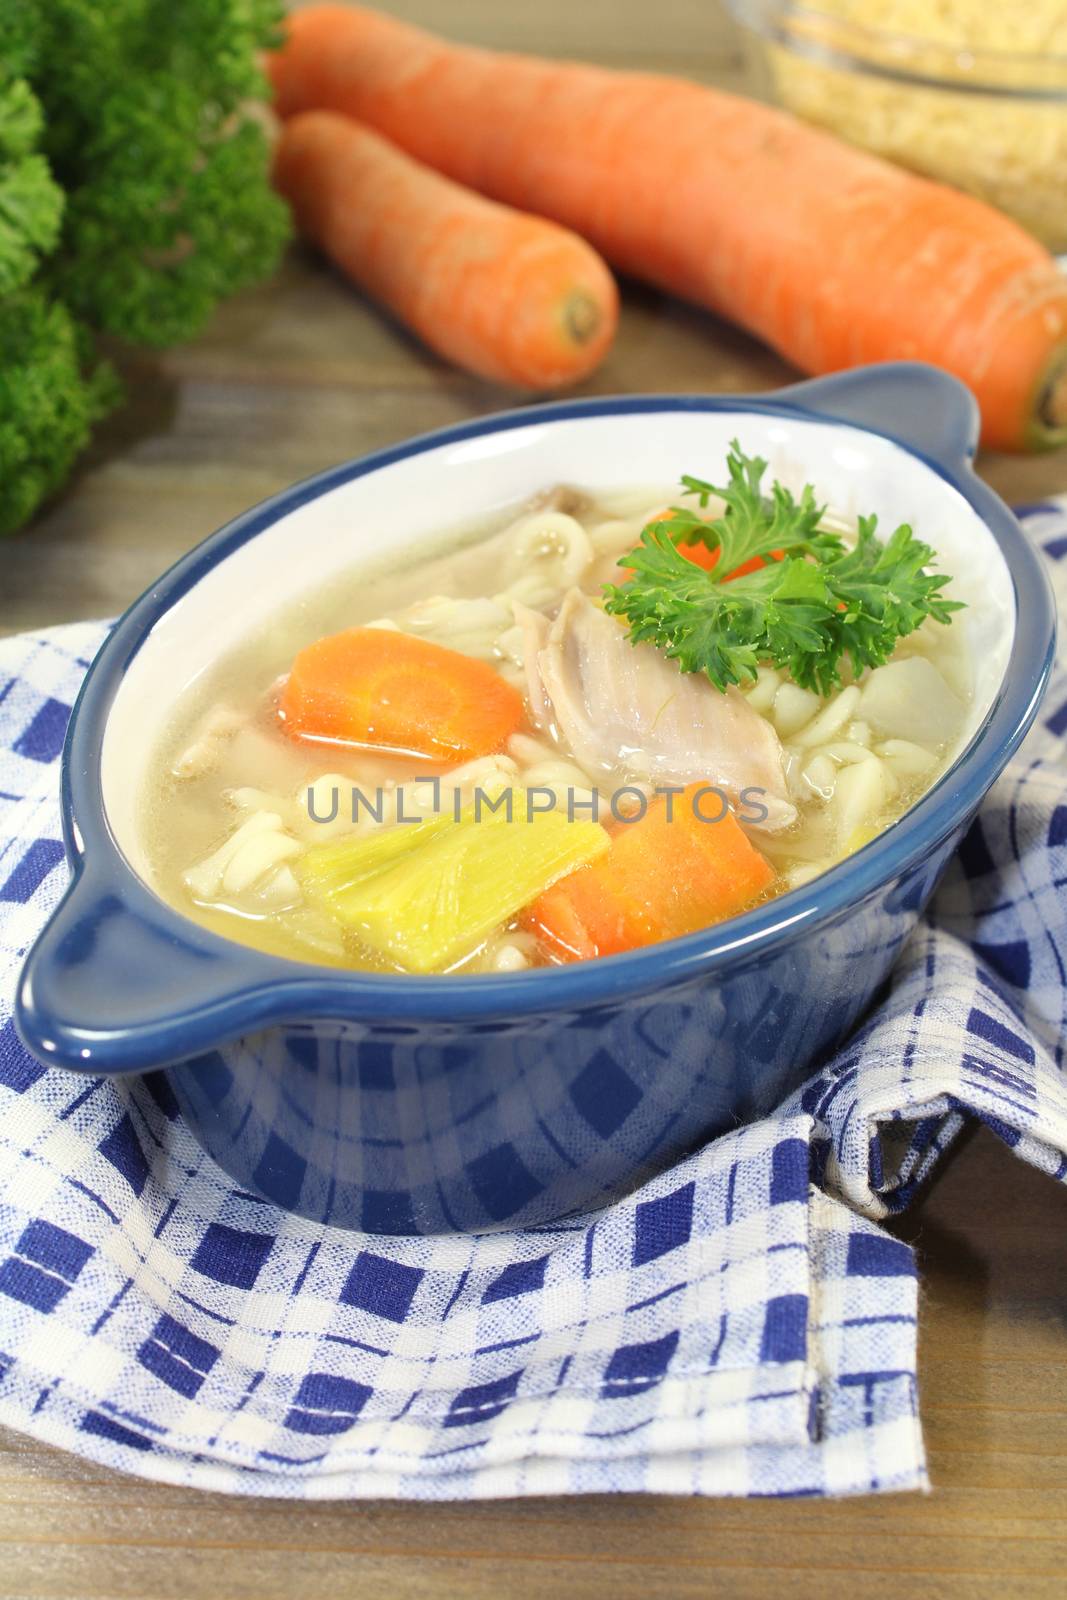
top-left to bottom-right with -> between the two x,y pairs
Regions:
0,500 -> 1065,1501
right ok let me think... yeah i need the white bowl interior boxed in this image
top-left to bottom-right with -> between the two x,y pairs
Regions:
101,410 -> 1015,881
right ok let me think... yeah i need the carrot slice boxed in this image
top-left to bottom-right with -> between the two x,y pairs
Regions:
677,539 -> 719,574
679,543 -> 781,578
626,510 -> 782,578
526,784 -> 776,962
278,627 -> 525,761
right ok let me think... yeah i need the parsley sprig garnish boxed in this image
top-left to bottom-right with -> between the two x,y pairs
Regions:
603,443 -> 963,696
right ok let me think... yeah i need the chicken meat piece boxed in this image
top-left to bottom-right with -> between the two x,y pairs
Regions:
535,589 -> 796,830
510,600 -> 552,726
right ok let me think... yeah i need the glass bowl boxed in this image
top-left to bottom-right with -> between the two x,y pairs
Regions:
726,0 -> 1067,252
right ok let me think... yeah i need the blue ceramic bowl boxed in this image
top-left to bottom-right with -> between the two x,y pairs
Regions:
15,364 -> 1055,1234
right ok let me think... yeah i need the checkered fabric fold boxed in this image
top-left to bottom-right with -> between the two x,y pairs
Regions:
0,500 -> 1064,1499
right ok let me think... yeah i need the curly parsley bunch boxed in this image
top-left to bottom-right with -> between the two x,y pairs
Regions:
604,443 -> 962,696
0,0 -> 290,535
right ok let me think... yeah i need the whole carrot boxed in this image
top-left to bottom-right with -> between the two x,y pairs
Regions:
270,5 -> 1067,452
273,112 -> 618,390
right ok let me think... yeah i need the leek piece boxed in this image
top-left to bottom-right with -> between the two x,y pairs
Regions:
297,816 -> 451,903
326,802 -> 609,974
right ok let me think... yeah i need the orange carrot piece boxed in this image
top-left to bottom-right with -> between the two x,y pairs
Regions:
628,511 -> 780,578
270,7 -> 1067,451
272,111 -> 617,391
526,786 -> 776,962
633,540 -> 776,579
680,544 -> 781,578
278,626 -> 525,762
678,540 -> 720,575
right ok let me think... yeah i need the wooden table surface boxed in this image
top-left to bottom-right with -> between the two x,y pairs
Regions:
3,3 -> 1066,1595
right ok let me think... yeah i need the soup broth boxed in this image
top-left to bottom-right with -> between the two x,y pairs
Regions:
144,470 -> 972,973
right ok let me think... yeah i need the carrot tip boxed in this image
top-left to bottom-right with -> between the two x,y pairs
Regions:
563,289 -> 604,347
1038,354 -> 1067,443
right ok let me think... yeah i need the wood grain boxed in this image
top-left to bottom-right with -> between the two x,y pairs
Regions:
1,2 -> 1066,1594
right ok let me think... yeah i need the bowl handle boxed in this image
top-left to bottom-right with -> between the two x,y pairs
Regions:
775,362 -> 980,472
14,858 -> 293,1075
